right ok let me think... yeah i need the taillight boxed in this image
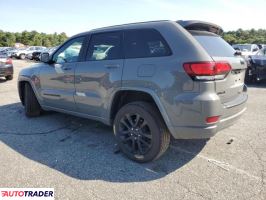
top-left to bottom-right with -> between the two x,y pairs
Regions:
183,61 -> 231,81
5,58 -> 12,65
206,116 -> 220,124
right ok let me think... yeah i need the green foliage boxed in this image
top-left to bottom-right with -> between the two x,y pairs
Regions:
0,29 -> 265,47
222,29 -> 266,45
0,30 -> 68,47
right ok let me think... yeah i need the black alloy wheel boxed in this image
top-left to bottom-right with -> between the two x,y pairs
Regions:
113,101 -> 170,162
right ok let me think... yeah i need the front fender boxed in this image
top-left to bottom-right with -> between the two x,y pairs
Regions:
18,65 -> 42,105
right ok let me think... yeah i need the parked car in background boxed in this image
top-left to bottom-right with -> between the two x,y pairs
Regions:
0,47 -> 16,57
232,44 -> 260,57
0,54 -> 13,80
31,46 -> 58,61
12,46 -> 46,59
0,47 -> 11,52
0,47 -> 8,52
245,47 -> 266,83
18,20 -> 247,162
257,44 -> 266,49
26,52 -> 34,60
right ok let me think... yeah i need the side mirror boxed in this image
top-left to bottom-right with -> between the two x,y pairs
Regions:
40,52 -> 50,63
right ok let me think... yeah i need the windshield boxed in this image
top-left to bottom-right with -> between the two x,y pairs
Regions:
193,35 -> 236,57
256,48 -> 266,56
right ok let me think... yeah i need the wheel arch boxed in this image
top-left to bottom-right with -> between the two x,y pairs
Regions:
108,88 -> 172,132
18,77 -> 42,106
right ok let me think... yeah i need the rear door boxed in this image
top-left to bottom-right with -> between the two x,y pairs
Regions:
74,31 -> 124,118
192,32 -> 247,104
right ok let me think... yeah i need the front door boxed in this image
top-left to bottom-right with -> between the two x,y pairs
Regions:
40,36 -> 85,111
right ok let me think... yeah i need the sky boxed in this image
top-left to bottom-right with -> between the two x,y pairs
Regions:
0,0 -> 265,36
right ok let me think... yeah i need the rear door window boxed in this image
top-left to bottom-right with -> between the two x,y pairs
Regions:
124,29 -> 171,59
87,32 -> 123,61
193,35 -> 235,57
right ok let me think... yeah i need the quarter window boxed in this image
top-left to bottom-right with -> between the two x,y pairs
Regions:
124,29 -> 171,59
87,32 -> 122,61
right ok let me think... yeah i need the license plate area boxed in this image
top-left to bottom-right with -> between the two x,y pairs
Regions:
231,69 -> 244,85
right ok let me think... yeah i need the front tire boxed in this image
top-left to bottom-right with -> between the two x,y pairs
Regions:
113,101 -> 170,163
24,83 -> 41,117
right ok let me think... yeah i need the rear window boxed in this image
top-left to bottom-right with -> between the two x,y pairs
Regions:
124,29 -> 172,59
193,35 -> 235,57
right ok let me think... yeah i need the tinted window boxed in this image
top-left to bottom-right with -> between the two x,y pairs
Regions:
87,32 -> 122,61
193,35 -> 235,57
124,29 -> 171,59
53,37 -> 84,63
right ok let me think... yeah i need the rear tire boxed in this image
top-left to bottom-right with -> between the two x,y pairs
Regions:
24,83 -> 41,117
113,101 -> 170,163
5,75 -> 13,80
19,54 -> 26,60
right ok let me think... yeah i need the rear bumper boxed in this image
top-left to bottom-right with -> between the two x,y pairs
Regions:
167,87 -> 248,139
170,106 -> 246,139
0,66 -> 13,77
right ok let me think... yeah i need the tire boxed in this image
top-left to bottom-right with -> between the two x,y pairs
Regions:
24,83 -> 41,117
113,101 -> 170,163
19,54 -> 26,60
5,75 -> 13,80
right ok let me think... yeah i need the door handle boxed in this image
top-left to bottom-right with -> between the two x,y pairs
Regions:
104,64 -> 120,69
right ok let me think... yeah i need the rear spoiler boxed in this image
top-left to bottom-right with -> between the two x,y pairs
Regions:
177,20 -> 223,35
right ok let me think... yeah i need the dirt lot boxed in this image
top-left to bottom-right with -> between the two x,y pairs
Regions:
0,60 -> 265,200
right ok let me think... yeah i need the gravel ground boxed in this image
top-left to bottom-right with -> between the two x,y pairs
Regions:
0,60 -> 265,200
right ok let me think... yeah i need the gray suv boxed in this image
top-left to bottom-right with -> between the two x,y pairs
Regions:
18,20 -> 248,162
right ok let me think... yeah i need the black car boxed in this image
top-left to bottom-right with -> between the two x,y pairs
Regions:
31,51 -> 43,61
245,48 -> 266,83
31,47 -> 57,61
0,54 -> 13,80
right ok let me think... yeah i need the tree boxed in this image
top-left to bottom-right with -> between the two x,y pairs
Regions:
58,32 -> 68,45
32,34 -> 43,46
222,29 -> 266,44
21,31 -> 31,45
43,38 -> 52,47
0,30 -> 69,47
0,28 -> 265,47
5,32 -> 16,46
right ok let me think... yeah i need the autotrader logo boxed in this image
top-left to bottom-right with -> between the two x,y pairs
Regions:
0,188 -> 54,200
